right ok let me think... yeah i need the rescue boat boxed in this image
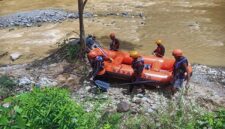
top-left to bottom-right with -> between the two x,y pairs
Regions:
88,48 -> 192,84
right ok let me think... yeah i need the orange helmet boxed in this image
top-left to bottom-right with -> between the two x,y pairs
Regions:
109,32 -> 115,38
88,51 -> 98,59
172,49 -> 183,57
155,39 -> 162,44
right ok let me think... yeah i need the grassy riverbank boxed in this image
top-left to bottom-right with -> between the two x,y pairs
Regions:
1,86 -> 224,129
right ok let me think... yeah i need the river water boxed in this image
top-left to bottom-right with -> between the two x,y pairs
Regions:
0,0 -> 224,66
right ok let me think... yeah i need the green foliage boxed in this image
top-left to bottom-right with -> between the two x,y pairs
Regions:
124,114 -> 150,129
0,75 -> 16,98
0,103 -> 27,129
0,88 -> 86,129
0,75 -> 16,89
122,93 -> 204,129
196,109 -> 225,129
122,93 -> 225,129
99,112 -> 122,129
1,86 -> 224,129
78,100 -> 122,129
150,94 -> 203,129
0,87 -> 122,129
66,44 -> 81,60
56,35 -> 81,61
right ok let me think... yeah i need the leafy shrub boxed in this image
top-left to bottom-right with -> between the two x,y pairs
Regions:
0,87 -> 123,129
0,102 -> 27,129
0,88 -> 86,129
66,43 -> 81,60
124,114 -> 151,129
77,100 -> 122,129
99,112 -> 122,129
149,95 -> 203,129
2,87 -> 224,129
0,75 -> 16,98
56,36 -> 81,62
196,109 -> 225,129
0,75 -> 16,89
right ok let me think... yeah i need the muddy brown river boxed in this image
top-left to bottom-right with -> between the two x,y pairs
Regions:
0,0 -> 225,66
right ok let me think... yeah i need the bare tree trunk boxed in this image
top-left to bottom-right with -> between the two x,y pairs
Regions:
78,0 -> 88,57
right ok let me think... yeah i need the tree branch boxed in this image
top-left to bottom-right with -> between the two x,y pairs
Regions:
83,0 -> 88,10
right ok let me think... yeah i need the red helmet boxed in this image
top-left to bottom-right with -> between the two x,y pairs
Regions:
109,32 -> 115,38
172,49 -> 183,57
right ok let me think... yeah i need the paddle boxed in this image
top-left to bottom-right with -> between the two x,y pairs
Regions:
93,41 -> 108,56
94,41 -> 113,61
94,80 -> 156,92
112,80 -> 156,86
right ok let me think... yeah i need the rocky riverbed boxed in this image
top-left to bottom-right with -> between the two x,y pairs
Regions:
0,9 -> 92,28
0,48 -> 224,112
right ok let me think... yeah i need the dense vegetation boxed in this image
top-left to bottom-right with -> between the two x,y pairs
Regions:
0,88 -> 86,128
0,77 -> 225,129
0,87 -> 122,129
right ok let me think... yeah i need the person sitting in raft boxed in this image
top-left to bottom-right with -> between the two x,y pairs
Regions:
152,39 -> 165,57
171,49 -> 190,94
109,32 -> 120,51
129,51 -> 145,94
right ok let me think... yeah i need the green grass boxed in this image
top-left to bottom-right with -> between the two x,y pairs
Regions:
0,87 -> 122,129
195,109 -> 225,129
0,87 -> 224,129
0,88 -> 86,129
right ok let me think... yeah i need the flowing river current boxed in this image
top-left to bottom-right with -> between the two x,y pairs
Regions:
0,0 -> 225,66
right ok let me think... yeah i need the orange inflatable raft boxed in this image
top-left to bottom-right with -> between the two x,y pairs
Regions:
88,48 -> 192,84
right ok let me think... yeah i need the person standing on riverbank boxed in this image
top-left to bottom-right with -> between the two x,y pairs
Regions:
172,49 -> 190,94
129,51 -> 145,94
109,32 -> 120,51
152,39 -> 165,57
89,55 -> 104,81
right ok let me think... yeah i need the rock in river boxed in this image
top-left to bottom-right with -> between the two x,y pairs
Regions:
10,52 -> 22,61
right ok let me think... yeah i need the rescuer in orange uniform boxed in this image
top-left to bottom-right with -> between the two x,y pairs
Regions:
88,51 -> 113,81
129,51 -> 145,94
88,51 -> 104,81
172,49 -> 190,94
109,32 -> 120,51
152,39 -> 165,57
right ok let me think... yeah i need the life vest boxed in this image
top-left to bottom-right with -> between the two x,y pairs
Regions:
110,38 -> 120,51
173,57 -> 188,79
153,44 -> 165,57
132,57 -> 145,75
